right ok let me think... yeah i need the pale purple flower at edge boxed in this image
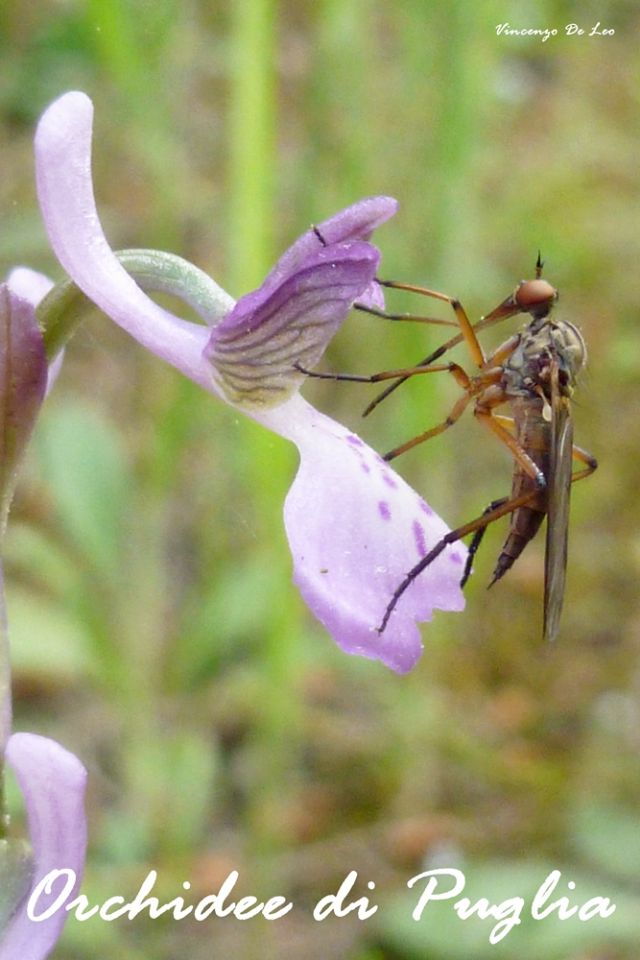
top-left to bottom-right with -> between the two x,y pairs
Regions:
0,288 -> 86,958
0,733 -> 87,960
6,268 -> 63,393
35,91 -> 466,673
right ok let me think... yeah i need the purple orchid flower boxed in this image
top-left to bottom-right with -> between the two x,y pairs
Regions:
1,733 -> 87,960
34,91 -> 466,673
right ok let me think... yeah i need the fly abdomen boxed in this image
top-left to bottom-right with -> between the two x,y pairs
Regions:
490,502 -> 546,585
490,397 -> 550,586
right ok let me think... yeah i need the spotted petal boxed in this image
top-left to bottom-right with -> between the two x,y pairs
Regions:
265,395 -> 465,672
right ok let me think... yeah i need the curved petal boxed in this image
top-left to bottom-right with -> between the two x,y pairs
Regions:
313,199 -> 396,309
35,91 -> 213,392
256,395 -> 466,673
206,241 -> 379,407
262,195 -> 397,292
258,197 -> 396,314
1,733 -> 87,960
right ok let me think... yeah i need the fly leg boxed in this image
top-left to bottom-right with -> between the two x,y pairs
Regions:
364,281 -> 524,416
461,498 -> 508,588
353,302 -> 458,329
474,407 -> 545,487
383,389 -> 471,461
382,367 -> 507,461
459,413 -> 520,587
375,280 -> 522,368
570,444 -> 598,480
379,405 -> 545,633
294,359 -> 468,386
295,359 -> 480,461
378,485 -> 541,634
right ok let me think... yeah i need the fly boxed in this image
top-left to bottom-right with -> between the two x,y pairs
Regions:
296,256 -> 597,641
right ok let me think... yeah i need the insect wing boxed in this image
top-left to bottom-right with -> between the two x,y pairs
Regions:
543,363 -> 573,642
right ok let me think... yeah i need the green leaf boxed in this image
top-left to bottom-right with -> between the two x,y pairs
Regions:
6,583 -> 92,682
34,400 -> 130,578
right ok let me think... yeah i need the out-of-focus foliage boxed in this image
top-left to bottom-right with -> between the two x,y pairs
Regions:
1,1 -> 639,958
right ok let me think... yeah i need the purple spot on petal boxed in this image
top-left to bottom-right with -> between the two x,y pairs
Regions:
413,519 -> 427,557
381,469 -> 398,490
449,550 -> 463,565
346,434 -> 364,447
419,500 -> 434,516
378,500 -> 391,520
360,461 -> 371,474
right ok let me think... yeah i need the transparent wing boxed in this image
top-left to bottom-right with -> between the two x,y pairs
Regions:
543,362 -> 573,642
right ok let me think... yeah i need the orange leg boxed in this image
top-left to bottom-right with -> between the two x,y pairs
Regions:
376,279 -> 487,368
384,391 -> 473,461
363,280 -> 524,416
381,368 -> 506,462
475,407 -> 546,486
569,444 -> 598,480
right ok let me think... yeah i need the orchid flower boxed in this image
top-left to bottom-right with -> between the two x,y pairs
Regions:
0,283 -> 87,958
34,91 -> 466,674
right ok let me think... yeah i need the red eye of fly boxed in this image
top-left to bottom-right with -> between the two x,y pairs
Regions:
515,278 -> 557,310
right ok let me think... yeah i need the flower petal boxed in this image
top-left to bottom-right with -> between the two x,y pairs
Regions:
6,268 -> 63,394
255,196 -> 396,316
205,241 -> 379,408
1,733 -> 87,960
312,198 -> 395,309
5,268 -> 53,306
256,395 -> 466,673
263,195 -> 397,291
35,91 -> 213,391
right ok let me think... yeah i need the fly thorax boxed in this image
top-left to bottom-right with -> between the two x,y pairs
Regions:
502,318 -> 586,400
501,328 -> 548,398
550,319 -> 587,390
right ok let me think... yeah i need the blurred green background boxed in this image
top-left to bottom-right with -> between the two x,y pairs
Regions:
1,1 -> 639,958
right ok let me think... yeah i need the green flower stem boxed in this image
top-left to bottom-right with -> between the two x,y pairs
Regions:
227,0 -> 276,293
37,250 -> 233,361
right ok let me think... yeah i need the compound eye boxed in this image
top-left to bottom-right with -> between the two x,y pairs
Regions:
515,279 -> 557,311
